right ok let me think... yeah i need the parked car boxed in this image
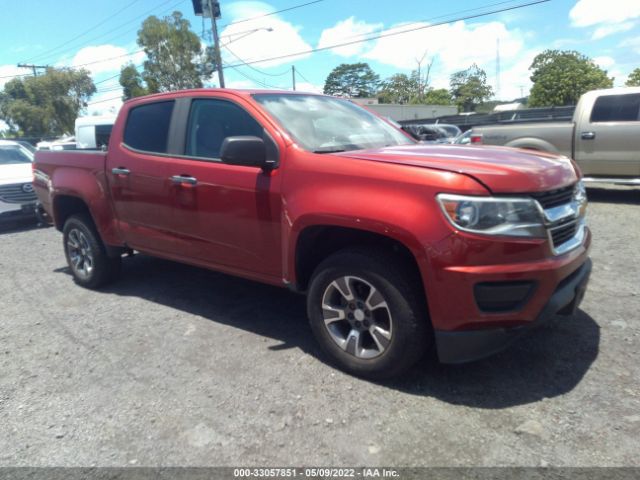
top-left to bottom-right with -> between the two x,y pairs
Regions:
454,130 -> 473,145
75,115 -> 116,149
14,140 -> 37,154
402,124 -> 450,142
34,90 -> 591,379
0,140 -> 38,221
432,123 -> 462,140
471,87 -> 640,185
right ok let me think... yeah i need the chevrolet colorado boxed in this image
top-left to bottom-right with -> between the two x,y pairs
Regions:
471,87 -> 640,185
33,89 -> 591,378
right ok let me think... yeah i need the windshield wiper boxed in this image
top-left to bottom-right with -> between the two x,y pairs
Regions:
313,148 -> 346,154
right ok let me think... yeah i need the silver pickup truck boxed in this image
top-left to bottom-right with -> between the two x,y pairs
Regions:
471,87 -> 640,185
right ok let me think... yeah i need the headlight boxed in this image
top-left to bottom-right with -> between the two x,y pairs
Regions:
437,194 -> 546,238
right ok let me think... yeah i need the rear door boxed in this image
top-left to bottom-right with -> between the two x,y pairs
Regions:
575,93 -> 640,176
165,95 -> 283,278
107,99 -> 180,253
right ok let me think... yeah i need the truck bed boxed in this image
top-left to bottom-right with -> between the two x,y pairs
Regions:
474,122 -> 574,157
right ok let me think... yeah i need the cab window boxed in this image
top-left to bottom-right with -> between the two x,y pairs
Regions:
185,99 -> 263,160
590,94 -> 640,122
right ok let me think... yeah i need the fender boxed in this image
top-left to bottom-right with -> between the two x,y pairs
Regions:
50,166 -> 123,246
282,180 -> 453,289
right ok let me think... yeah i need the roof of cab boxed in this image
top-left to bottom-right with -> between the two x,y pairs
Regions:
123,88 -> 326,105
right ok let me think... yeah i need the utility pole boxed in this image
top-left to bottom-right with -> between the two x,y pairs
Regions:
292,65 -> 296,91
17,63 -> 48,76
207,0 -> 225,88
193,0 -> 225,87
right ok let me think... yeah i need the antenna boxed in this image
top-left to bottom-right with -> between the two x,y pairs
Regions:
495,38 -> 501,100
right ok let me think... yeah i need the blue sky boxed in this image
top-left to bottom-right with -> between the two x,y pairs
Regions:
1,0 -> 639,115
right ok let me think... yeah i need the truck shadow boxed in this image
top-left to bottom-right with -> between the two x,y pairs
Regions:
59,254 -> 599,409
0,218 -> 45,236
586,187 -> 640,205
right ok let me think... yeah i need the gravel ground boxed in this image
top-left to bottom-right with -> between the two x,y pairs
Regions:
0,187 -> 638,467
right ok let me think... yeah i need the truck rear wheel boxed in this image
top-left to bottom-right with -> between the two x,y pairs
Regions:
62,214 -> 121,289
307,247 -> 430,379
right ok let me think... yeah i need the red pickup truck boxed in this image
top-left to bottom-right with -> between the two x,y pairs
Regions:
34,89 -> 591,378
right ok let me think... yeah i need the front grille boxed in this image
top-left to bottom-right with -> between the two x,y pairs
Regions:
529,184 -> 575,209
550,218 -> 578,248
0,183 -> 37,204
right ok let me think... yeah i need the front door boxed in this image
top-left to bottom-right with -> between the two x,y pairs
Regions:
575,93 -> 640,177
166,97 -> 283,278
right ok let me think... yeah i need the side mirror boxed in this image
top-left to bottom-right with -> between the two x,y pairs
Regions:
220,136 -> 268,169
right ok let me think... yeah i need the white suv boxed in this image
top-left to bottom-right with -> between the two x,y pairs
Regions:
0,140 -> 38,220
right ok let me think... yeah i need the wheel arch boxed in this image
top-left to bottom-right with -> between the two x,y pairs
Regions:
291,224 -> 427,299
505,137 -> 557,153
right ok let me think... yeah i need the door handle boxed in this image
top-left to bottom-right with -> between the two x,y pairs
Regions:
581,132 -> 596,140
111,167 -> 130,175
170,175 -> 198,185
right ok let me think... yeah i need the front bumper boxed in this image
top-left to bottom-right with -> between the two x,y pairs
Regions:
0,201 -> 37,220
435,258 -> 592,363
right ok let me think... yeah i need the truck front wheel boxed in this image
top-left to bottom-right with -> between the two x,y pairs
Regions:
307,247 -> 430,379
62,214 -> 121,289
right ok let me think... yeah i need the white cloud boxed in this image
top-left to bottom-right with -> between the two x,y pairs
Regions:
592,21 -> 635,39
593,56 -> 615,69
497,50 -> 537,100
294,81 -> 323,94
569,0 -> 640,27
619,35 -> 640,54
65,45 -> 145,75
355,19 -> 525,100
317,17 -> 383,56
0,64 -> 28,90
86,89 -> 123,116
363,20 -> 523,72
219,1 -> 312,68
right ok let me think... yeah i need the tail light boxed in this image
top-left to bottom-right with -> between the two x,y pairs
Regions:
470,133 -> 483,145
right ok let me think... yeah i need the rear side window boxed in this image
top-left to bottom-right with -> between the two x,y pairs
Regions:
123,101 -> 174,153
185,99 -> 263,159
590,94 -> 640,122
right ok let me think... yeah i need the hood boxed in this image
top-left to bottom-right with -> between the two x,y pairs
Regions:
0,163 -> 33,186
339,144 -> 578,193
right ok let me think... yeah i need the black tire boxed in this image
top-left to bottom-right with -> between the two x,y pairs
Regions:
307,247 -> 431,379
62,214 -> 121,289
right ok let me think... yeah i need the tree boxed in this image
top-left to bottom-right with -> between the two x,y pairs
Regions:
378,73 -> 417,104
528,50 -> 613,107
422,88 -> 452,105
323,63 -> 380,98
449,64 -> 493,112
625,68 -> 640,87
119,64 -> 149,100
0,68 -> 95,136
126,11 -> 213,95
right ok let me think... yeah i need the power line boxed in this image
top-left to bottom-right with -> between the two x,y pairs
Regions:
290,67 -> 322,93
220,0 -> 324,28
335,0 -> 531,44
223,45 -> 290,77
225,64 -> 284,89
225,0 -> 550,68
87,95 -> 123,106
24,0 -> 184,65
20,0 -> 142,63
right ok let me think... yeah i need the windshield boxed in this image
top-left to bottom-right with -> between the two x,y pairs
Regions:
0,145 -> 34,165
253,94 -> 414,153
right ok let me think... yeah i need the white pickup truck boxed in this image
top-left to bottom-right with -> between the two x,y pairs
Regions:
471,87 -> 640,185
